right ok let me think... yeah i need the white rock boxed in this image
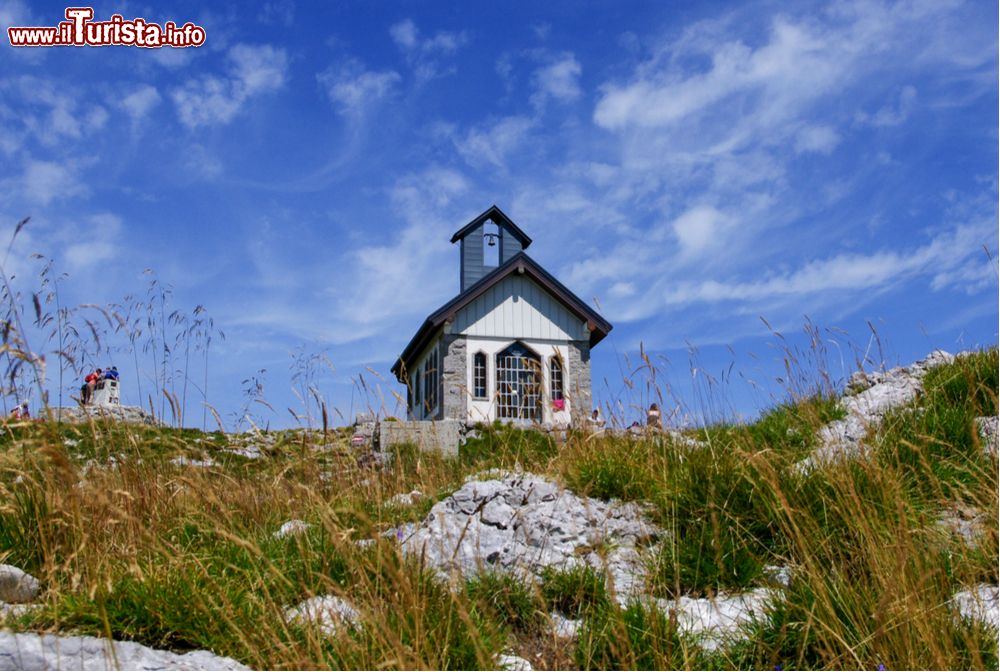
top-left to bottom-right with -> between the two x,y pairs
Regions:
951,584 -> 999,629
655,587 -> 776,651
273,519 -> 311,539
0,601 -> 37,620
222,445 -> 263,460
799,351 -> 956,471
383,522 -> 419,543
169,456 -> 216,468
496,653 -> 533,671
936,506 -> 987,547
763,564 -> 792,588
976,416 -> 998,457
284,595 -> 360,637
0,630 -> 247,670
401,472 -> 661,605
0,565 -> 40,603
386,490 -> 423,507
550,611 -> 582,639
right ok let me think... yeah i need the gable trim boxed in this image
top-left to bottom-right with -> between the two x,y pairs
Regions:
391,252 -> 612,380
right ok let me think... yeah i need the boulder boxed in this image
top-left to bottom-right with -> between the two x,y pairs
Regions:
0,565 -> 39,604
386,490 -> 423,507
169,456 -> 216,468
496,653 -> 533,670
976,416 -> 998,457
951,584 -> 999,630
284,595 -> 360,637
0,631 -> 247,670
400,472 -> 661,604
799,351 -> 956,470
550,612 -> 582,639
654,587 -> 776,651
273,520 -> 311,539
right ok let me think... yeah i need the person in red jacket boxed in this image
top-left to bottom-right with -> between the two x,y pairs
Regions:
81,368 -> 102,404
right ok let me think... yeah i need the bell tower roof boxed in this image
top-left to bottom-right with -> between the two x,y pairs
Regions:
450,204 -> 532,248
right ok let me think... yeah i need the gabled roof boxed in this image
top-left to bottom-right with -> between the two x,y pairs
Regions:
450,204 -> 533,248
391,252 -> 612,380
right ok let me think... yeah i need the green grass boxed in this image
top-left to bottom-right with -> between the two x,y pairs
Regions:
459,421 -> 558,469
0,346 -> 996,669
576,601 -> 704,670
540,565 -> 612,618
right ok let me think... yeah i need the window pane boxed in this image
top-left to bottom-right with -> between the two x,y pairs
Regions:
473,352 -> 487,399
551,357 -> 563,401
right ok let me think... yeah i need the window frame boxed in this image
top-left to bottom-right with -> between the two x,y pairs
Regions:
472,351 -> 488,400
549,354 -> 564,402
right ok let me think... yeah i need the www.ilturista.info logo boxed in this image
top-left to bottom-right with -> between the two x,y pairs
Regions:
8,7 -> 206,48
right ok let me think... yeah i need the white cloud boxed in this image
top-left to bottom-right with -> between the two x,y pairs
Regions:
0,77 -> 110,147
594,17 -> 846,133
172,44 -> 288,128
318,60 -> 401,116
21,160 -> 81,206
329,168 -> 469,330
794,124 -> 840,154
532,53 -> 582,105
454,116 -> 535,169
389,20 -> 419,50
63,213 -> 121,272
670,205 -> 730,257
120,85 -> 162,124
389,19 -> 468,81
228,44 -> 288,93
390,19 -> 467,55
655,219 -> 995,309
856,85 -> 917,127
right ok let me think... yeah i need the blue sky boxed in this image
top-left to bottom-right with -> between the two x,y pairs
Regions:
0,0 -> 996,429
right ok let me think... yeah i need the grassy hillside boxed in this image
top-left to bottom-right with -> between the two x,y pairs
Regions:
0,349 -> 996,670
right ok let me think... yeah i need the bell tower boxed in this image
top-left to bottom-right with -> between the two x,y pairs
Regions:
450,205 -> 533,292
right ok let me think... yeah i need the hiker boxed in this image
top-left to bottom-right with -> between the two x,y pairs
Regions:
104,366 -> 119,381
10,402 -> 28,419
82,368 -> 102,404
647,403 -> 662,430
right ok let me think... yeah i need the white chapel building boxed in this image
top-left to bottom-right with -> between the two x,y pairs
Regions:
391,205 -> 612,426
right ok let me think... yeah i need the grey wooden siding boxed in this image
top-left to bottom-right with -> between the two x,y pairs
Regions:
453,275 -> 585,340
499,228 -> 523,263
460,224 -> 485,292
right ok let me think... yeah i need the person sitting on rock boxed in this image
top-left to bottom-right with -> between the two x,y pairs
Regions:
647,403 -> 662,430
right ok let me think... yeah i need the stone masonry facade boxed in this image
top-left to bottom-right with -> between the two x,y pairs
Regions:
567,339 -> 592,425
440,334 -> 467,421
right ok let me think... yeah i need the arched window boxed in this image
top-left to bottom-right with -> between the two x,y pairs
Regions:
424,346 -> 439,413
413,369 -> 422,416
550,356 -> 564,402
473,352 -> 487,399
496,341 -> 541,421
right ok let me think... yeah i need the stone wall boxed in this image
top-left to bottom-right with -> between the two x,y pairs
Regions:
380,419 -> 465,457
440,334 -> 467,422
567,339 -> 592,425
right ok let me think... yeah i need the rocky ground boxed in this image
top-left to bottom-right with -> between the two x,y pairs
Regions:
0,349 -> 996,670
